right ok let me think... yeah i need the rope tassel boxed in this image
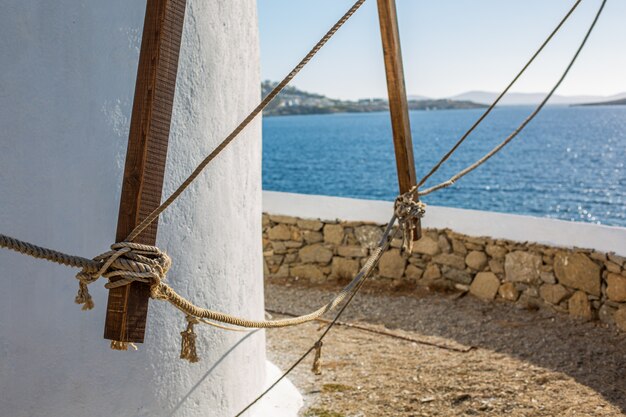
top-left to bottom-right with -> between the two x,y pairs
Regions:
311,341 -> 323,375
180,315 -> 200,363
74,281 -> 94,310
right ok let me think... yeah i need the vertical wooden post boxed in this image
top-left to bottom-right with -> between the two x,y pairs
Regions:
104,0 -> 188,344
376,0 -> 421,239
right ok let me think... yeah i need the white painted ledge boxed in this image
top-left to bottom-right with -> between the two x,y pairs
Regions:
263,191 -> 626,257
252,361 -> 303,417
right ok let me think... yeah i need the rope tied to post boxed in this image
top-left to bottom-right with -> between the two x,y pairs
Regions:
394,188 -> 426,254
74,242 -> 172,310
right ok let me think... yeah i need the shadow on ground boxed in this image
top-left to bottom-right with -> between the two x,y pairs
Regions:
266,281 -> 626,414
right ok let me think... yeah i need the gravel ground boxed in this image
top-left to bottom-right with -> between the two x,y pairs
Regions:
264,282 -> 626,417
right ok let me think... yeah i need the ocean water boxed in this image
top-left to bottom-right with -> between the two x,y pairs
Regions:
262,105 -> 626,227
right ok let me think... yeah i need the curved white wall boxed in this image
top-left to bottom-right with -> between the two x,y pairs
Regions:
0,1 -> 287,416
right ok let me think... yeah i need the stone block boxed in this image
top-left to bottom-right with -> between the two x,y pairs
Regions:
568,291 -> 593,321
606,262 -> 622,274
554,252 -> 601,296
303,231 -> 323,244
606,273 -> 626,302
269,214 -> 298,225
355,225 -> 383,249
412,236 -> 440,256
488,259 -> 504,274
486,244 -> 507,259
451,239 -> 467,255
422,264 -> 441,280
337,245 -> 368,258
598,304 -> 616,325
297,218 -> 323,231
504,251 -> 542,283
465,242 -> 484,251
271,241 -> 287,254
275,264 -> 289,278
470,272 -> 500,301
379,249 -> 406,279
268,224 -> 291,241
405,264 -> 424,280
442,266 -> 472,285
465,251 -> 488,271
323,224 -> 344,245
331,257 -> 359,280
438,234 -> 452,253
432,253 -> 466,270
540,271 -> 556,284
299,244 -> 333,264
539,284 -> 569,305
291,264 -> 325,283
284,240 -> 303,249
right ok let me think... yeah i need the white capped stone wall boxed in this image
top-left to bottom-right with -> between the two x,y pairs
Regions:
262,192 -> 626,332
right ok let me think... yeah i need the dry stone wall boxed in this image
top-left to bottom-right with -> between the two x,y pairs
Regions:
263,213 -> 626,331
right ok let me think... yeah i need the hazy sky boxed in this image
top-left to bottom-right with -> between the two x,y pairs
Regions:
258,0 -> 626,100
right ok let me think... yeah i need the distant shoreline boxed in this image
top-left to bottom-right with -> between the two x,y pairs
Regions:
261,80 -> 486,117
263,103 -> 489,117
575,98 -> 626,107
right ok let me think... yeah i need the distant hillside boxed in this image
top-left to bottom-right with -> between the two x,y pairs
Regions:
262,81 -> 486,116
450,90 -> 626,106
577,98 -> 626,107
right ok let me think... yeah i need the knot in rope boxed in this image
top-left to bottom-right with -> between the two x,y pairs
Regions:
394,190 -> 426,254
74,242 -> 171,310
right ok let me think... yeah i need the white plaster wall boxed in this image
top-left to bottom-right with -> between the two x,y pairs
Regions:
0,1 -> 295,416
263,191 -> 626,256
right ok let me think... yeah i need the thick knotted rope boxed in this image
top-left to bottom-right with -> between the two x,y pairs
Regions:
74,242 -> 172,310
394,190 -> 426,254
0,191 -> 426,362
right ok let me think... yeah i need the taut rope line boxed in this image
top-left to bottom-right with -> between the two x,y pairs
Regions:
234,218 -> 399,417
416,0 -> 583,189
125,0 -> 367,243
0,0 -> 606,365
417,0 -> 606,198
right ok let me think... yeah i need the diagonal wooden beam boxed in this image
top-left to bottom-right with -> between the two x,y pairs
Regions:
376,0 -> 421,240
104,0 -> 188,344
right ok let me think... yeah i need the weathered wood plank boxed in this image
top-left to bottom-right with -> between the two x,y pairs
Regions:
104,0 -> 187,343
376,0 -> 421,239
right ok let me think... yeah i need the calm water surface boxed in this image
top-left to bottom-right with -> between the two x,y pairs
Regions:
262,106 -> 626,227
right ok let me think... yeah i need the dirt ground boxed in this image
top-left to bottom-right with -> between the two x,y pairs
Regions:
264,282 -> 626,417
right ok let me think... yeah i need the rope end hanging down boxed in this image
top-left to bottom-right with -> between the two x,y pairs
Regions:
74,281 -> 95,311
180,315 -> 200,363
311,341 -> 323,375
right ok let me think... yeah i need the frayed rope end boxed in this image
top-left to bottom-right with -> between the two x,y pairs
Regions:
180,315 -> 200,363
311,341 -> 323,375
75,281 -> 94,310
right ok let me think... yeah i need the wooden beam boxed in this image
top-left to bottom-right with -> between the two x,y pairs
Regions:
376,0 -> 421,240
104,0 -> 187,343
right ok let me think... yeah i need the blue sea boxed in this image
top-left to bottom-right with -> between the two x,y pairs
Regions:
262,105 -> 626,227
